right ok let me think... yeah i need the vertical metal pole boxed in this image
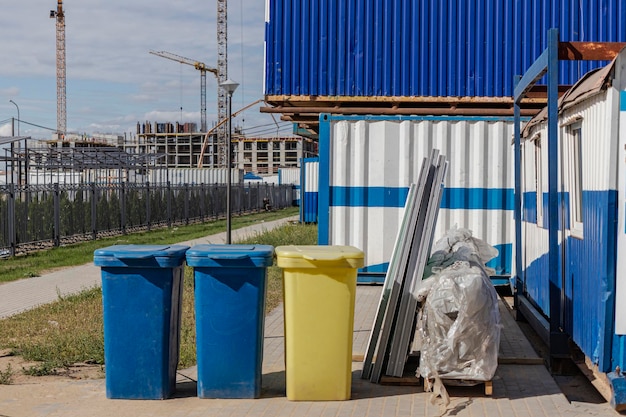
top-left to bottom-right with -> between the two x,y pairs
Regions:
184,183 -> 190,225
547,28 -> 568,366
226,92 -> 232,244
53,183 -> 60,247
167,180 -> 172,227
200,183 -> 206,221
24,140 -> 28,187
91,182 -> 97,240
146,181 -> 151,231
514,75 -> 523,311
120,181 -> 126,234
8,183 -> 15,257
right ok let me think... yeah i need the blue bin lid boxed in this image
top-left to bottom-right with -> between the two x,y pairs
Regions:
186,244 -> 274,268
94,244 -> 190,268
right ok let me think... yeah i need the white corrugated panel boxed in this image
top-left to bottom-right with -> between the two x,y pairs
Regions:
328,118 -> 515,273
28,172 -> 82,185
305,160 -> 319,193
521,88 -> 617,315
279,168 -> 300,185
262,175 -> 279,184
149,168 -> 243,185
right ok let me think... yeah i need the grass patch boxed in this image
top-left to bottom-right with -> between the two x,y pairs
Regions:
0,218 -> 316,375
0,207 -> 298,284
0,363 -> 14,384
0,287 -> 104,375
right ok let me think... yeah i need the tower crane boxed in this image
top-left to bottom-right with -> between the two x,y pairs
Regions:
149,50 -> 218,133
216,0 -> 228,167
50,0 -> 66,137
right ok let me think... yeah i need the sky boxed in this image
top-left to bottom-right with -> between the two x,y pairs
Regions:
0,0 -> 291,141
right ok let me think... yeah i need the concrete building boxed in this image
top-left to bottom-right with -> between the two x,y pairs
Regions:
233,135 -> 317,175
123,122 -> 318,172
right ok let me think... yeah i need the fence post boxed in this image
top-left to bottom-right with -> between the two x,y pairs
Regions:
247,183 -> 251,213
213,184 -> 218,220
184,183 -> 189,225
120,181 -> 127,234
91,182 -> 97,240
53,183 -> 60,247
200,183 -> 206,221
167,181 -> 172,227
8,184 -> 16,256
146,181 -> 151,231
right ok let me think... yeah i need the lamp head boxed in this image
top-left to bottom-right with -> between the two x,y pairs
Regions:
220,79 -> 239,96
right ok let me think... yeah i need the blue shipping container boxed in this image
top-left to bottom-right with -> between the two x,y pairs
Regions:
265,0 -> 626,97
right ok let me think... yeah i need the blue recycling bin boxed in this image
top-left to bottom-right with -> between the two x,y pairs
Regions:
94,244 -> 189,400
186,244 -> 274,398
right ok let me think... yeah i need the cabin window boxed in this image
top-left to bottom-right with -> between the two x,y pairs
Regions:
534,136 -> 543,227
568,122 -> 584,238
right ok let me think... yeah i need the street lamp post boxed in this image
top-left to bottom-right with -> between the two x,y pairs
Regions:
220,79 -> 239,244
9,100 -> 19,136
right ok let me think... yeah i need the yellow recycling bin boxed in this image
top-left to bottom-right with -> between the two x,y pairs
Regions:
275,245 -> 364,401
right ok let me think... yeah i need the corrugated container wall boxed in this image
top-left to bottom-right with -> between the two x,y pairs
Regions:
318,115 -> 515,275
279,167 -> 301,206
149,168 -> 244,185
265,0 -> 626,97
301,158 -> 319,223
278,168 -> 300,185
520,84 -> 623,372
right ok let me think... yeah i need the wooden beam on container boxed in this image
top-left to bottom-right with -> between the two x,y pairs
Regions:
558,41 -> 626,61
261,106 -> 540,117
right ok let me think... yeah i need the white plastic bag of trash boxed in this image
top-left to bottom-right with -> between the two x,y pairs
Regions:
423,226 -> 499,278
414,232 -> 501,408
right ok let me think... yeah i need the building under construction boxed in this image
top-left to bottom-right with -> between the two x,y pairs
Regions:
125,121 -> 318,174
122,121 -> 212,168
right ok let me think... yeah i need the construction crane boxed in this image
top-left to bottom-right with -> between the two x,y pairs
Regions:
149,50 -> 218,133
216,0 -> 228,167
50,0 -> 66,137
150,0 -> 228,167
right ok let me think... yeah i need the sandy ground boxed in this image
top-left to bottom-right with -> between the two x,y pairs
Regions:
0,349 -> 104,385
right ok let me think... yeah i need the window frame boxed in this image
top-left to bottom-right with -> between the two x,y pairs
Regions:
567,121 -> 584,239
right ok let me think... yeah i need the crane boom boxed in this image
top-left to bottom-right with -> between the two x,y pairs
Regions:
149,50 -> 218,133
50,0 -> 66,137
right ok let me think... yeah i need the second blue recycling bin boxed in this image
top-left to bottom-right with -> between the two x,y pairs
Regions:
94,244 -> 189,400
186,244 -> 274,399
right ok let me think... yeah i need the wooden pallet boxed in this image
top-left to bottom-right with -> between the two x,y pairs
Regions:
424,377 -> 493,396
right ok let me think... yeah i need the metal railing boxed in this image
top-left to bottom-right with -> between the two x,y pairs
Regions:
0,181 -> 294,257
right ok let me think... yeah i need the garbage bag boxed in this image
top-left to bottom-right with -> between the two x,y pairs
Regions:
424,226 -> 499,278
417,257 -> 501,382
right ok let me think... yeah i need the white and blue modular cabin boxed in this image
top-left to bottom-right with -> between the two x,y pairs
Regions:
300,157 -> 319,223
317,114 -> 518,283
518,49 -> 626,408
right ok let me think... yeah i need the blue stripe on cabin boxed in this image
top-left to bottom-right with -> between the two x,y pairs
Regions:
330,186 -> 513,210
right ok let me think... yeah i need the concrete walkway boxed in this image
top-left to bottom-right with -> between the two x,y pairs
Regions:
0,216 -> 297,319
0,217 -> 618,416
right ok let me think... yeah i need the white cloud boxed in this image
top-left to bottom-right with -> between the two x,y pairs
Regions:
0,123 -> 12,136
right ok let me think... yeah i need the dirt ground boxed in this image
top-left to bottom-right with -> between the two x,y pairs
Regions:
0,348 -> 104,385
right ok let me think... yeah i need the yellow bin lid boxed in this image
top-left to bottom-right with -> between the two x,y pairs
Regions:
275,245 -> 364,269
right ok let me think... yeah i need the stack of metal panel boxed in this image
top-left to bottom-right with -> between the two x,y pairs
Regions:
362,149 -> 448,383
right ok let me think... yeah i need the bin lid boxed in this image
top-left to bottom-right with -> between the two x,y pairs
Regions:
94,244 -> 190,268
275,245 -> 364,269
185,244 -> 274,268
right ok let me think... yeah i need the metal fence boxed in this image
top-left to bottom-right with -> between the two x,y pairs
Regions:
0,182 -> 294,257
